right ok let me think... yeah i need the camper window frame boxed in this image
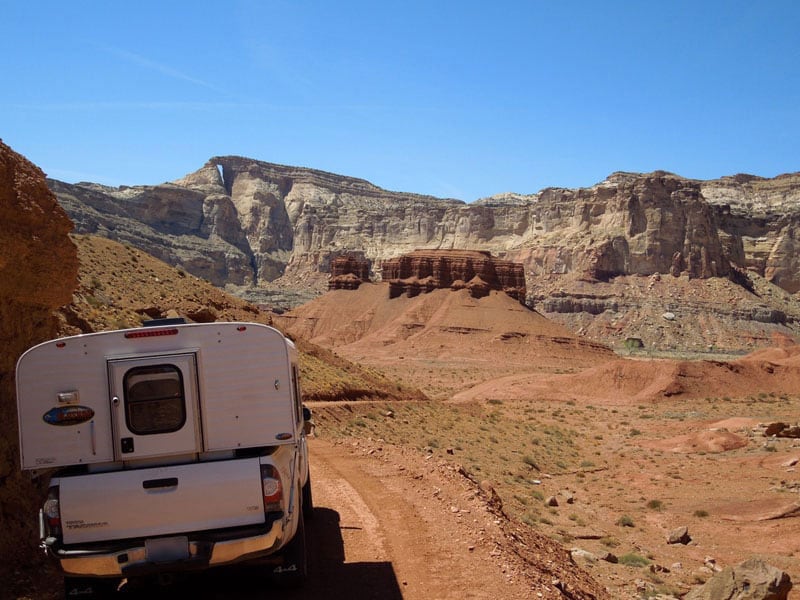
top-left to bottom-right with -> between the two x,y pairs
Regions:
123,364 -> 187,435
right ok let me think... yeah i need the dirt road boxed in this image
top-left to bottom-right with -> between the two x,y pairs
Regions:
294,438 -> 532,600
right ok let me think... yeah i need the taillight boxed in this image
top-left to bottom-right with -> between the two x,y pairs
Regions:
124,328 -> 179,339
260,464 -> 283,513
43,486 -> 61,537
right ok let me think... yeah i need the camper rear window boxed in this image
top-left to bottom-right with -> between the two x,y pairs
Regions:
124,365 -> 186,435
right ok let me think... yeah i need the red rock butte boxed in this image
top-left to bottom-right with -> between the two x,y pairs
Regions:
329,253 -> 371,290
380,249 -> 526,303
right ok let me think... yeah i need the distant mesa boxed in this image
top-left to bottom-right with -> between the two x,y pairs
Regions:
380,249 -> 526,303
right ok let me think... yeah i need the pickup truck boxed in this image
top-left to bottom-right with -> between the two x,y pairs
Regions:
16,320 -> 313,596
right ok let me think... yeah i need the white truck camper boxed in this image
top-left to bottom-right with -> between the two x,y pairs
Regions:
16,319 -> 313,597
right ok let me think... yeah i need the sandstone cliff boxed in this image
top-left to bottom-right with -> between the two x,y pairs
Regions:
51,159 -> 800,292
49,157 -> 800,351
0,140 -> 78,594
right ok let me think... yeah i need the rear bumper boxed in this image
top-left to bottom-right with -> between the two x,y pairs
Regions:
48,520 -> 285,577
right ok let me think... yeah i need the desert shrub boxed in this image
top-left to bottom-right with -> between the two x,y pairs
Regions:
523,455 -> 539,469
86,294 -> 102,308
693,509 -> 709,518
600,537 -> 620,548
646,499 -> 663,511
617,515 -> 635,527
618,552 -> 650,567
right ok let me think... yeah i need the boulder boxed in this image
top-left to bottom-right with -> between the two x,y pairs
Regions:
765,423 -> 788,437
685,558 -> 792,600
667,526 -> 692,545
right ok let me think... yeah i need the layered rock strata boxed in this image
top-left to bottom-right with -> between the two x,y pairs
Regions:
381,249 -> 526,302
328,253 -> 371,290
48,157 -> 800,350
51,159 -> 800,295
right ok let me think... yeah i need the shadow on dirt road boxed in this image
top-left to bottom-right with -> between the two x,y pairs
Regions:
115,508 -> 403,599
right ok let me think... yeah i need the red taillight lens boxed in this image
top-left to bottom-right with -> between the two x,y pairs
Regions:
260,464 -> 283,512
124,328 -> 179,339
43,486 -> 61,536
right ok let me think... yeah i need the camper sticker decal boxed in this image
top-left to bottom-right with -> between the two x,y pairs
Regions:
43,406 -> 95,426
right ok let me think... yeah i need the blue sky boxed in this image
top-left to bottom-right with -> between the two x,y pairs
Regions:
2,1 -> 798,201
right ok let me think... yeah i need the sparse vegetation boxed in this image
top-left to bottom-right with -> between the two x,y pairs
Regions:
617,515 -> 635,527
618,552 -> 650,567
646,499 -> 663,511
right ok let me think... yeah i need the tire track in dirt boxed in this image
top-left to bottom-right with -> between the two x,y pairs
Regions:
299,438 -> 535,600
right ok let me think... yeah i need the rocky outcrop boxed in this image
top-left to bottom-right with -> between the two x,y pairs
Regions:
0,140 -> 78,593
381,250 -> 526,302
50,175 -> 256,287
329,253 -> 371,290
51,159 -> 800,295
48,157 -> 800,351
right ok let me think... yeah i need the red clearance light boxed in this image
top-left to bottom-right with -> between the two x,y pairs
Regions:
124,328 -> 179,339
56,342 -> 66,348
237,326 -> 247,332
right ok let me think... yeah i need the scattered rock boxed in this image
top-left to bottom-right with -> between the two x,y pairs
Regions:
766,422 -> 789,437
704,556 -> 722,572
546,495 -> 559,507
685,557 -> 792,600
650,563 -> 671,574
570,548 -> 597,563
599,552 -> 618,564
667,526 -> 692,545
779,426 -> 800,439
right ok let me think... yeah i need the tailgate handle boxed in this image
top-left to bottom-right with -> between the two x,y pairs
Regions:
143,477 -> 179,490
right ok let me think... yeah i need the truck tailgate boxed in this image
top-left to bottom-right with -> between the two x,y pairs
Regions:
59,458 -> 266,544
